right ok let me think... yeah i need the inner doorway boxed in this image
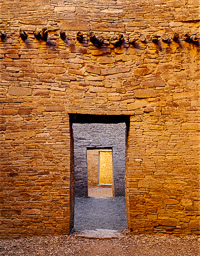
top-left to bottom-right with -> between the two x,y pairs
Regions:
70,114 -> 129,232
87,148 -> 113,197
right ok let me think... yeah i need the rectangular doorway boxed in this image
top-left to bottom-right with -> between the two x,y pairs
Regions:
70,114 -> 129,232
87,148 -> 113,197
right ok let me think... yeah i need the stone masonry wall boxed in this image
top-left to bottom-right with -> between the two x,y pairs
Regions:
87,149 -> 100,187
73,123 -> 126,197
0,0 -> 199,237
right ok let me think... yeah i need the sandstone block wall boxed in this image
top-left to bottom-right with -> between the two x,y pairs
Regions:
73,123 -> 126,197
87,149 -> 101,187
0,0 -> 199,237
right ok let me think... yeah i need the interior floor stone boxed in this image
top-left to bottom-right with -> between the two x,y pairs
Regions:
74,229 -> 123,239
88,187 -> 113,197
74,196 -> 127,231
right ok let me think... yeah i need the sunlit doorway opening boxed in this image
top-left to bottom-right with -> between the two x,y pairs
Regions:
87,148 -> 113,198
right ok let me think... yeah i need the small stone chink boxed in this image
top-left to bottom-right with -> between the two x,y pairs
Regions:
89,32 -> 104,47
19,29 -> 28,41
181,19 -> 200,23
8,172 -> 18,177
0,31 -> 7,41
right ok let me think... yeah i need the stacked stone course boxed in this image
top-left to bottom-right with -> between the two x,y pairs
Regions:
0,0 -> 199,238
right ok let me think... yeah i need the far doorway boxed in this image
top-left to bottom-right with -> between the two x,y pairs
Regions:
87,148 -> 113,198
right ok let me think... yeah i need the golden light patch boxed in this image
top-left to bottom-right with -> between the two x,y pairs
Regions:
99,151 -> 113,185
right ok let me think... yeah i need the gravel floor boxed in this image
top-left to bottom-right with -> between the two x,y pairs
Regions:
74,196 -> 127,231
0,231 -> 199,256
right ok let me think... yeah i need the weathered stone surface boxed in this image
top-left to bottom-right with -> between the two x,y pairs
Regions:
91,23 -> 125,32
159,219 -> 178,227
54,6 -> 76,12
189,221 -> 199,230
33,90 -> 50,96
0,0 -> 199,239
86,65 -> 101,75
182,123 -> 200,130
141,78 -> 165,88
144,107 -> 154,113
127,100 -> 147,110
134,67 -> 151,76
45,106 -> 65,112
22,209 -> 41,215
134,89 -> 157,99
1,109 -> 18,115
1,210 -> 21,217
8,87 -> 32,96
101,67 -> 130,76
164,199 -> 179,205
18,108 -> 32,115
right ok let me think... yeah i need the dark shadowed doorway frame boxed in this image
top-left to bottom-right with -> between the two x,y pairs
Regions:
69,114 -> 130,232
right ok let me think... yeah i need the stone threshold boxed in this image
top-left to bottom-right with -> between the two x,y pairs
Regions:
73,229 -> 123,239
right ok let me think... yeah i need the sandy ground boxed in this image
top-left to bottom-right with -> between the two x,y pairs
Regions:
88,187 -> 113,197
0,231 -> 199,256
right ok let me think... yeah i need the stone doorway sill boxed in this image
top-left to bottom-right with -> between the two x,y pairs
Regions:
73,229 -> 123,239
